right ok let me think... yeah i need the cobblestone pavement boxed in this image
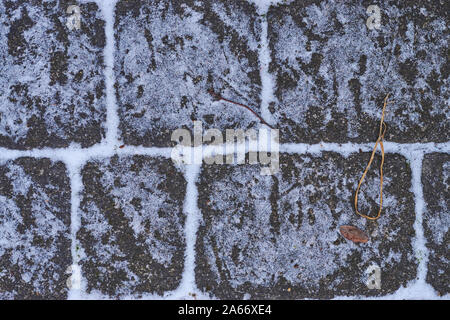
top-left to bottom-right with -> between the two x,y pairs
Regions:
0,0 -> 448,299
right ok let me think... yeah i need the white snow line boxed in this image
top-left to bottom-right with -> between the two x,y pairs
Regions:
409,152 -> 428,282
166,164 -> 211,300
97,0 -> 120,147
254,1 -> 276,126
281,141 -> 450,157
0,141 -> 447,162
64,155 -> 89,300
0,145 -> 172,161
116,145 -> 173,158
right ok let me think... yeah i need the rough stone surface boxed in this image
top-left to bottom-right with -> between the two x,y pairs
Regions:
0,0 -> 106,149
77,155 -> 186,297
115,0 -> 264,147
267,0 -> 449,143
422,153 -> 449,296
0,0 -> 448,301
0,158 -> 71,299
196,152 -> 417,299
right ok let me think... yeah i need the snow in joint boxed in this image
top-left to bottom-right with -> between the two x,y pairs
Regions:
97,0 -> 120,147
166,164 -> 211,299
253,0 -> 278,127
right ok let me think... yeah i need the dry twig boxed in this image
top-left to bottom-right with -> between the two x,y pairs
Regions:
354,94 -> 391,220
208,89 -> 275,130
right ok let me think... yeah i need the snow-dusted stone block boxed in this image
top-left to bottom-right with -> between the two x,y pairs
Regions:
422,153 -> 449,296
77,155 -> 186,297
267,0 -> 449,143
115,0 -> 263,147
0,0 -> 106,149
0,158 -> 71,299
196,153 -> 416,299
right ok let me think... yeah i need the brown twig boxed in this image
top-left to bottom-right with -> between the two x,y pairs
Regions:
208,89 -> 275,130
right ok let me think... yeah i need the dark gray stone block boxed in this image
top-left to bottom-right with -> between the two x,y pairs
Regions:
77,155 -> 186,297
422,153 -> 449,296
0,157 -> 71,299
196,152 -> 417,298
0,0 -> 106,149
267,0 -> 449,143
115,0 -> 264,147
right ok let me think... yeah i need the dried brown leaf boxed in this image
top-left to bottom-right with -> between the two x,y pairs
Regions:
339,225 -> 369,243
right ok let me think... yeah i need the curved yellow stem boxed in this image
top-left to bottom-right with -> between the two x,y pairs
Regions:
354,94 -> 390,220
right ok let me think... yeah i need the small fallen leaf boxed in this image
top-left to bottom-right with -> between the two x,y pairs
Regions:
339,225 -> 369,243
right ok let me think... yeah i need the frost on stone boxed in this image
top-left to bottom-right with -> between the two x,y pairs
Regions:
115,0 -> 263,147
77,155 -> 186,297
422,153 -> 449,296
196,152 -> 416,299
267,0 -> 449,143
0,0 -> 106,149
0,158 -> 71,299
